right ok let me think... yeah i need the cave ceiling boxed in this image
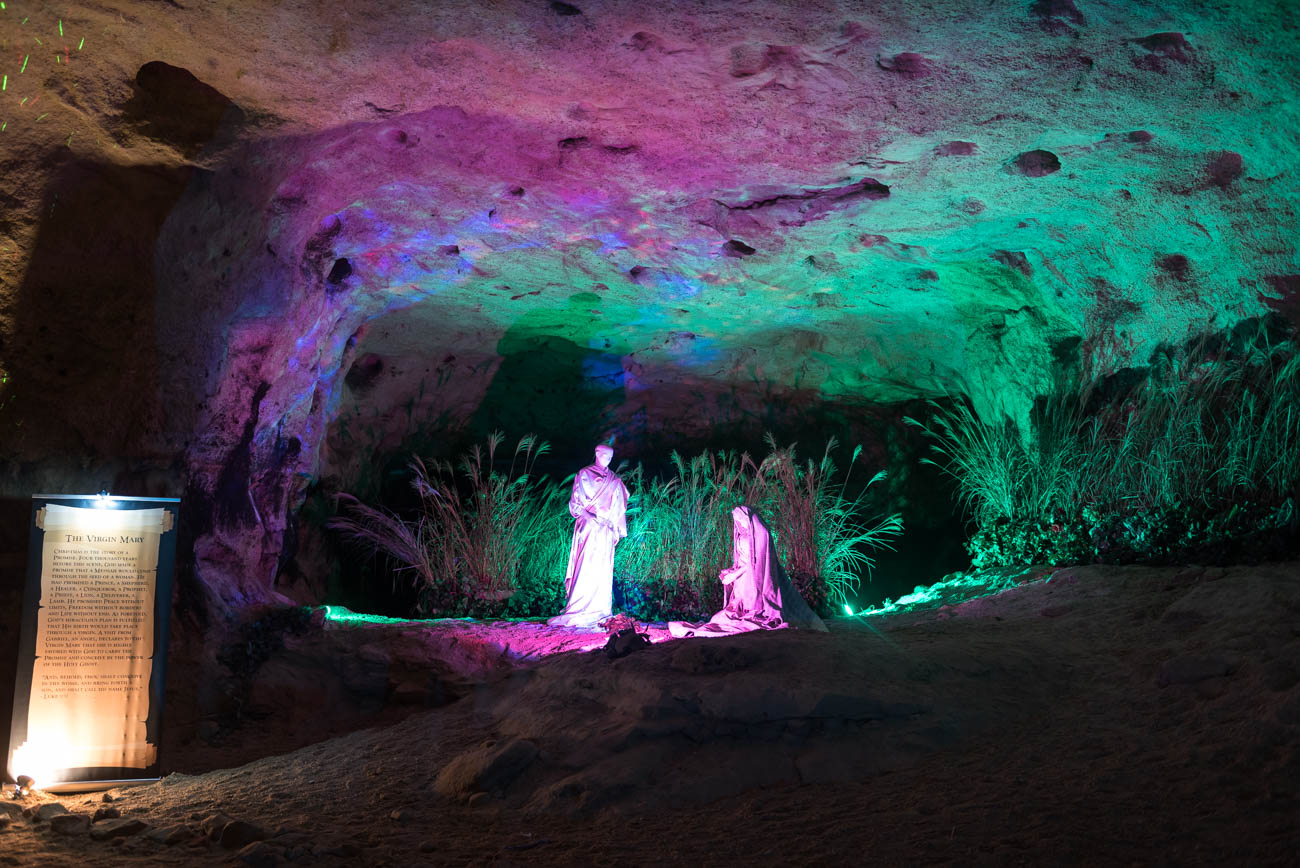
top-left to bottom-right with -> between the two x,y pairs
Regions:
0,0 -> 1298,600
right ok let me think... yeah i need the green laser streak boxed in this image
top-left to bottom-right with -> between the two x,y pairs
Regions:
1,75 -> 5,91
79,37 -> 84,50
20,54 -> 27,73
35,113 -> 45,121
59,20 -> 63,37
33,36 -> 41,45
1,122 -> 5,132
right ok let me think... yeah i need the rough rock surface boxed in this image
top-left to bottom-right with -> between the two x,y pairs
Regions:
0,1 -> 1296,610
0,561 -> 1295,865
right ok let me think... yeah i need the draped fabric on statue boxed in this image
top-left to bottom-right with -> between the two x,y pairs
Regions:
669,505 -> 827,638
548,462 -> 629,628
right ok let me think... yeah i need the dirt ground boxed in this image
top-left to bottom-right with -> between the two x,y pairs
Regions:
2,561 -> 1298,866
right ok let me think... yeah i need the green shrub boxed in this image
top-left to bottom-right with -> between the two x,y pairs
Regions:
910,324 -> 1300,568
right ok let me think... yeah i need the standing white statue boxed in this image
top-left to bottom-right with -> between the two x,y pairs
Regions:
548,443 -> 629,628
669,505 -> 827,637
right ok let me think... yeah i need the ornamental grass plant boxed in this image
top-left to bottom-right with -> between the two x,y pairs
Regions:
612,451 -> 756,620
909,324 -> 1300,568
330,432 -> 567,616
758,436 -> 904,614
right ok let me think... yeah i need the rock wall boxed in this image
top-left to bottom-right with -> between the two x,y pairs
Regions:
0,1 -> 1296,612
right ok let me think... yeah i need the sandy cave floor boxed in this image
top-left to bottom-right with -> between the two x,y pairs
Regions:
3,561 -> 1300,867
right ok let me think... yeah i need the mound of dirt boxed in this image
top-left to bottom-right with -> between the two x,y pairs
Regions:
5,561 -> 1299,865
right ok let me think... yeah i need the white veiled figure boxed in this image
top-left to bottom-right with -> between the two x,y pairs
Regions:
669,505 -> 827,638
548,444 -> 629,628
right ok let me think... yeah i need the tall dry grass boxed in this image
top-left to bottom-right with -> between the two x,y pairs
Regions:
908,325 -> 1300,565
330,432 -> 567,615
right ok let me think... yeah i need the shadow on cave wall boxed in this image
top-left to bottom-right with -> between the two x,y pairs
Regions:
0,61 -> 247,627
469,330 -> 625,461
0,158 -> 191,464
0,58 -> 243,473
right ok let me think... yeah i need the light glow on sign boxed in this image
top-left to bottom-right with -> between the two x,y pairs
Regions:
9,740 -> 61,789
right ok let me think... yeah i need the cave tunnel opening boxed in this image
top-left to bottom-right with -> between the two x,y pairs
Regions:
295,293 -> 972,618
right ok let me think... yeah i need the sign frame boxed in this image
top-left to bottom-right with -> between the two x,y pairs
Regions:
7,494 -> 179,793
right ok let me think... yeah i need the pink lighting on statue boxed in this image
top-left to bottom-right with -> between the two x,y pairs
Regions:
670,505 -> 827,638
548,443 -> 629,628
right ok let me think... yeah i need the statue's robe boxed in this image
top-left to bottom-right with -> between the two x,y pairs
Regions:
669,505 -> 827,638
548,463 -> 629,628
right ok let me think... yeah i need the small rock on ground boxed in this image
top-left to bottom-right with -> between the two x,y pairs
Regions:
222,819 -> 269,849
89,817 -> 149,840
49,813 -> 90,835
239,840 -> 282,868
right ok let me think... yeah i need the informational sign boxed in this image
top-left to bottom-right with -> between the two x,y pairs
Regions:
7,494 -> 179,792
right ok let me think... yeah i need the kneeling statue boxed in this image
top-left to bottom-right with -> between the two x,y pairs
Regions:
670,505 -> 827,638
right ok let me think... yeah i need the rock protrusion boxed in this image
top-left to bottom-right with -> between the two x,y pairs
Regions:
33,802 -> 69,821
1205,151 -> 1245,188
221,819 -> 269,850
935,141 -> 977,156
1031,0 -> 1085,27
1009,149 -> 1062,177
992,250 -> 1033,277
434,739 -> 540,800
722,239 -> 757,257
877,51 -> 931,78
1133,32 -> 1196,72
1157,653 -> 1239,687
49,813 -> 91,835
89,817 -> 149,840
124,61 -> 243,157
1156,254 -> 1191,281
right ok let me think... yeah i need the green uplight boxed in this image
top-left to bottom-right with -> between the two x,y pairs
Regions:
843,603 -> 853,616
321,605 -> 412,626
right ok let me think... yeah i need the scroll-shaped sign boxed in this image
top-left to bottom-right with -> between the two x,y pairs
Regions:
7,495 -> 179,792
